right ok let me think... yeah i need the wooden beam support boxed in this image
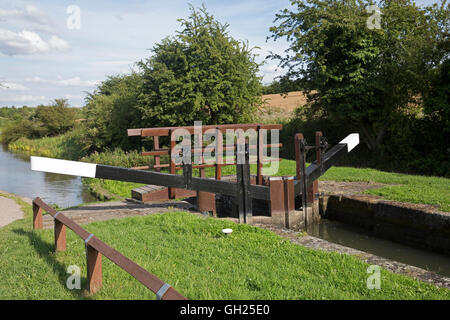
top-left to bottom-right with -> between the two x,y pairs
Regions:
54,219 -> 66,251
32,201 -> 43,230
86,245 -> 102,295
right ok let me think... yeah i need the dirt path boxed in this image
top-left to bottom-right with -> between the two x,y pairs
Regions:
0,194 -> 24,228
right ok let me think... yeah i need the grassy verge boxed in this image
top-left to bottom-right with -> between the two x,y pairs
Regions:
7,130 -> 86,160
320,165 -> 450,212
1,193 -> 449,299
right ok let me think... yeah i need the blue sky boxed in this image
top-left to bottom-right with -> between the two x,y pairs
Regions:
0,0 -> 442,107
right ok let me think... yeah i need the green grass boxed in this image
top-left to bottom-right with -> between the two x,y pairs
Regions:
83,178 -> 145,199
1,193 -> 449,299
7,130 -> 86,160
320,166 -> 450,212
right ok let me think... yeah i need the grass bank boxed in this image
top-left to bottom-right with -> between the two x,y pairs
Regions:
1,192 -> 449,299
7,130 -> 86,160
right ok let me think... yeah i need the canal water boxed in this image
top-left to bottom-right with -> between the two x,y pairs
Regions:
0,145 -> 96,208
307,219 -> 450,278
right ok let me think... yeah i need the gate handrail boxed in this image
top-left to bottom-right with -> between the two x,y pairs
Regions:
32,197 -> 187,300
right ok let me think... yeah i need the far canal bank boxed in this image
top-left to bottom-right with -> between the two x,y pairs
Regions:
0,145 -> 96,208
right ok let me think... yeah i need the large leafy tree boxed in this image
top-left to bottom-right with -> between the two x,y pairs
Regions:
34,99 -> 77,136
138,5 -> 263,126
83,73 -> 144,151
268,0 -> 449,154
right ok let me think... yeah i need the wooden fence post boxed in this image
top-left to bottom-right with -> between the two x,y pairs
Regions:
294,133 -> 304,180
215,128 -> 223,180
169,129 -> 176,199
269,177 -> 285,227
32,201 -> 43,230
54,218 -> 66,251
197,168 -> 216,216
154,136 -> 161,172
283,176 -> 295,229
86,244 -> 102,295
257,126 -> 263,185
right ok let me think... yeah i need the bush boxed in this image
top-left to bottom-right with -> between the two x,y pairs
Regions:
83,73 -> 144,152
282,104 -> 449,177
0,99 -> 78,146
7,125 -> 88,160
34,99 -> 77,136
137,5 -> 262,127
81,148 -> 152,168
0,119 -> 44,145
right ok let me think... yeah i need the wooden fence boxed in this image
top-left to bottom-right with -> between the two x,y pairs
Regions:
128,123 -> 283,191
32,197 -> 187,299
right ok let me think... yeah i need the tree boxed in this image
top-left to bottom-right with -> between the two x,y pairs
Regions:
268,0 -> 449,155
34,99 -> 77,136
137,5 -> 263,126
83,73 -> 144,151
262,78 -> 302,94
423,58 -> 450,135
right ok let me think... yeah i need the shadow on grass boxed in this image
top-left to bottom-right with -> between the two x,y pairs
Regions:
12,228 -> 92,300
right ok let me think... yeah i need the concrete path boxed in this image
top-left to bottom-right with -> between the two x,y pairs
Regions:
0,194 -> 24,228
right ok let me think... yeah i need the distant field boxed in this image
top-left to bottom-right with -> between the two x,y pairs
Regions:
260,91 -> 307,121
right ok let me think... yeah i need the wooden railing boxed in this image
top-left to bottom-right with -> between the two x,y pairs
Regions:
32,197 -> 187,300
128,123 -> 283,189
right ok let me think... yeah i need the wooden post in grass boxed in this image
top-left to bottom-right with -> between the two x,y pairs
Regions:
86,244 -> 102,295
32,201 -> 43,230
269,176 -> 294,228
54,219 -> 66,251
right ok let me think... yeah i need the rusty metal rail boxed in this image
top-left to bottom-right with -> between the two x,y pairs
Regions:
32,197 -> 187,300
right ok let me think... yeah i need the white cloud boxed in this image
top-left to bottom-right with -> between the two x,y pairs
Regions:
259,63 -> 286,84
0,81 -> 27,90
57,77 -> 99,87
0,29 -> 70,55
0,4 -> 56,34
63,94 -> 84,100
25,76 -> 46,82
0,94 -> 47,103
88,60 -> 138,74
25,76 -> 99,87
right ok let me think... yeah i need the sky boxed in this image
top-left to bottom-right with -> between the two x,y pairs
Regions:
0,0 -> 442,107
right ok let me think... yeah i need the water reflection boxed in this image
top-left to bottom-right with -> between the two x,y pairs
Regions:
308,219 -> 450,277
0,145 -> 96,208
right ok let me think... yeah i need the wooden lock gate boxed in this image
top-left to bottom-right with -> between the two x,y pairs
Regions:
31,125 -> 359,227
